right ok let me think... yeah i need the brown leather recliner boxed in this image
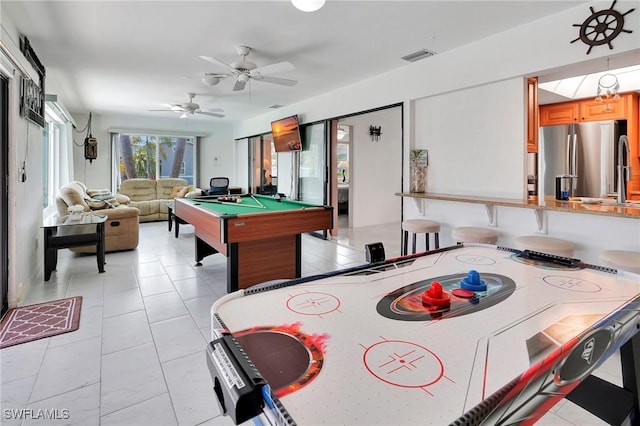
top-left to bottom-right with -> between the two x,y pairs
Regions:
55,181 -> 140,253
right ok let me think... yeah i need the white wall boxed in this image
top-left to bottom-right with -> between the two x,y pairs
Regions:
70,112 -> 235,190
413,78 -> 526,198
1,12 -> 46,306
344,107 -> 402,228
233,138 -> 249,193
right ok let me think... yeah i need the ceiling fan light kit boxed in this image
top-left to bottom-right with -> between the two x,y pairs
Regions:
201,74 -> 221,86
291,0 -> 325,12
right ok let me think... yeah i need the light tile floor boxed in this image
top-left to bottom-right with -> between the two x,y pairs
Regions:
0,219 -> 619,425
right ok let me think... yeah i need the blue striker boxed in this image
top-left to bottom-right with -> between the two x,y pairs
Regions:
460,270 -> 487,292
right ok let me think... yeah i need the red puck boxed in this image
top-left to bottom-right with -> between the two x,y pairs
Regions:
422,281 -> 451,307
452,288 -> 475,298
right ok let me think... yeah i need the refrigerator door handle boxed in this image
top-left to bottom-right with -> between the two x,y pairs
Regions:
571,132 -> 578,176
565,131 -> 571,175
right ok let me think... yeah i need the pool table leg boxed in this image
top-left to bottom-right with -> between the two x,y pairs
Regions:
195,236 -> 218,266
227,243 -> 239,293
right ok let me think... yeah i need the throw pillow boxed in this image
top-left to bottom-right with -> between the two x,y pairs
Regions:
86,189 -> 120,209
169,185 -> 189,199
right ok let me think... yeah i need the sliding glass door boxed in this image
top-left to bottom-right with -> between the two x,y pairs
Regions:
298,122 -> 327,205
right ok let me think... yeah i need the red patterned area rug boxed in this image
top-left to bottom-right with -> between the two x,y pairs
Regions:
0,296 -> 82,349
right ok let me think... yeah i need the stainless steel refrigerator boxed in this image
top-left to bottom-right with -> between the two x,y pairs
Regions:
538,120 -> 625,198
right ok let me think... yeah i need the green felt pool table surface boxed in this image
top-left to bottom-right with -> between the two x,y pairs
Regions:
183,194 -> 321,215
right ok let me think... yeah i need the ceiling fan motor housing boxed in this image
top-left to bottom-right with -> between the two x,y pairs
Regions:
230,60 -> 257,72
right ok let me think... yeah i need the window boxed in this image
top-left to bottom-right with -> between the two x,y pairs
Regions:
112,132 -> 197,190
43,105 -> 67,212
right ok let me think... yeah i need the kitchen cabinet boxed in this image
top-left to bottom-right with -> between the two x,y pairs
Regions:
580,95 -> 628,121
539,94 -> 631,126
527,77 -> 538,153
539,102 -> 579,126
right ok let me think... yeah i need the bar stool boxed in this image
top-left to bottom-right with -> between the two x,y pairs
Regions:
515,235 -> 575,258
452,226 -> 498,244
599,250 -> 640,274
402,219 -> 440,255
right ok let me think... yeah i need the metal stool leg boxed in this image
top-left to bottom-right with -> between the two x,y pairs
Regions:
435,232 -> 440,249
425,233 -> 430,251
412,233 -> 417,254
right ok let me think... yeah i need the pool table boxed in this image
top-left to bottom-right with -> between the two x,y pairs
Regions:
174,195 -> 332,292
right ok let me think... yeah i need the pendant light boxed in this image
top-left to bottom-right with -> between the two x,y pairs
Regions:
595,58 -> 620,111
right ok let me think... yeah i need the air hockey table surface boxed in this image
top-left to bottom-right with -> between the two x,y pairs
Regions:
207,244 -> 640,425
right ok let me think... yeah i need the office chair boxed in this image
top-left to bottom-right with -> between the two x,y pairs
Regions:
208,177 -> 230,195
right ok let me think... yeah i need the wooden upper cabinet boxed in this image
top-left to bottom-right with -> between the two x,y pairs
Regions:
539,102 -> 579,126
539,93 -> 632,126
527,77 -> 538,153
580,95 -> 628,121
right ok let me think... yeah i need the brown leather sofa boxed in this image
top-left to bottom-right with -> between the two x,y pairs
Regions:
56,181 -> 140,253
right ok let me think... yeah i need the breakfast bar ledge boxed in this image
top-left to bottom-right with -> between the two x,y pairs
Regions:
396,192 -> 640,232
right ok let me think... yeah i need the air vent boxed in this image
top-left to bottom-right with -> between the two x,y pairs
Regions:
269,104 -> 284,109
401,49 -> 436,62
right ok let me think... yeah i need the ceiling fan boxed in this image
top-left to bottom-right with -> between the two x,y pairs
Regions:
149,93 -> 224,118
200,45 -> 298,92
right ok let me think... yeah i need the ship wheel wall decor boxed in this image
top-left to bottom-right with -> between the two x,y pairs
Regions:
571,0 -> 635,54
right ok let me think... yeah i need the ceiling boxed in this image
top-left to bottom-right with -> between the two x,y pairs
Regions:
539,64 -> 640,104
2,0 -> 586,123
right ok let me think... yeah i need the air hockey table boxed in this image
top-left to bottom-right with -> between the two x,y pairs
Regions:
206,244 -> 640,425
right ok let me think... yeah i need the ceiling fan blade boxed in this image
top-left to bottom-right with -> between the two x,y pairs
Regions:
253,61 -> 295,75
252,75 -> 298,87
200,56 -> 234,71
197,111 -> 225,118
148,109 -> 174,112
233,79 -> 247,91
179,112 -> 190,118
201,107 -> 224,113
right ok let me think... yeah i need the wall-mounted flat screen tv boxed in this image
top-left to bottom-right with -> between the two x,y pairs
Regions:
271,115 -> 302,152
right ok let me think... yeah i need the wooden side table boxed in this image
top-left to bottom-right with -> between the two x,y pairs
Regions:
42,214 -> 107,281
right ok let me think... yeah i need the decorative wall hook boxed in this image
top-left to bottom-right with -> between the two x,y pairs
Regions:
369,125 -> 382,142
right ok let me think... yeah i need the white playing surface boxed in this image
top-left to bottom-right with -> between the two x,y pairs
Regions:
212,245 -> 640,425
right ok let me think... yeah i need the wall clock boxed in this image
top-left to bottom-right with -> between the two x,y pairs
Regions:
570,0 -> 635,54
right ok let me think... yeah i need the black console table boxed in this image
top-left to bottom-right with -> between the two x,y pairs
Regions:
42,214 -> 107,281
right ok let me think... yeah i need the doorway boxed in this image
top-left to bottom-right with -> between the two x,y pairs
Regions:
335,123 -> 351,232
330,105 -> 403,244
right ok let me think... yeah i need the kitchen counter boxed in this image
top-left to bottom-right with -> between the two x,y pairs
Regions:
396,192 -> 640,219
